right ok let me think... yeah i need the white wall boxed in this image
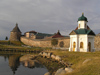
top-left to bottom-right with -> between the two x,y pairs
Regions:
78,35 -> 88,52
88,35 -> 95,52
78,21 -> 87,29
69,35 -> 78,51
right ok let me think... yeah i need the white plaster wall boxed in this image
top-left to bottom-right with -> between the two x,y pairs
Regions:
78,35 -> 88,52
69,35 -> 78,52
88,35 -> 95,52
78,21 -> 87,29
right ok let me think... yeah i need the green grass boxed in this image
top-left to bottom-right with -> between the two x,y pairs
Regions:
0,40 -> 43,51
0,44 -> 43,52
0,40 -> 8,44
0,40 -> 23,46
46,50 -> 100,75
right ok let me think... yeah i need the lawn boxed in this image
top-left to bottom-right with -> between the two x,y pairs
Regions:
46,50 -> 100,75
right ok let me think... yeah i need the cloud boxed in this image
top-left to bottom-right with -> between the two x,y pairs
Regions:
0,0 -> 100,39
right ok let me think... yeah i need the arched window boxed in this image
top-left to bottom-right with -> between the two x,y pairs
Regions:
88,42 -> 91,52
73,42 -> 76,51
79,24 -> 80,28
80,42 -> 83,48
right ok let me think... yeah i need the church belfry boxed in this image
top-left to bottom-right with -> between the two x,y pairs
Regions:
78,13 -> 88,29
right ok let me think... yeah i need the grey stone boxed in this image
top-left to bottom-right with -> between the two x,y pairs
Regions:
55,68 -> 66,75
55,56 -> 62,61
65,68 -> 73,73
47,53 -> 52,58
51,55 -> 56,59
43,52 -> 48,58
44,72 -> 51,75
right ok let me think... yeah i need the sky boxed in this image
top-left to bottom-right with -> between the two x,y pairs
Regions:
0,0 -> 100,40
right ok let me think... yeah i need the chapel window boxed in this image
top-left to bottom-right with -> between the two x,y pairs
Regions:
79,24 -> 80,28
80,42 -> 83,48
73,42 -> 76,48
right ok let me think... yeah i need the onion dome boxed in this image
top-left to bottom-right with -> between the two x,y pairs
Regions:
78,13 -> 88,22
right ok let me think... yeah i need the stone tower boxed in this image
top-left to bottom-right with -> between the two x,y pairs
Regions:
9,23 -> 21,41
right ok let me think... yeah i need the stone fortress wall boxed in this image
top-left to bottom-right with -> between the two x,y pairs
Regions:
21,34 -> 100,50
94,34 -> 100,49
21,36 -> 70,48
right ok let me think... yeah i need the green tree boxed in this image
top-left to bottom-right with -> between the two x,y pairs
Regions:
51,39 -> 58,47
8,41 -> 10,45
5,36 -> 8,40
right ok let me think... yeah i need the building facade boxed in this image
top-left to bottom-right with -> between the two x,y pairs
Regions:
69,13 -> 95,52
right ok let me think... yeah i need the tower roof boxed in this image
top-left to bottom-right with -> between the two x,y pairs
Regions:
11,23 -> 21,32
69,29 -> 95,36
52,30 -> 63,38
78,13 -> 88,22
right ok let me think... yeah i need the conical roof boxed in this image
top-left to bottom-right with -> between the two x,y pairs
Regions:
78,13 -> 88,22
52,30 -> 63,38
11,23 -> 21,32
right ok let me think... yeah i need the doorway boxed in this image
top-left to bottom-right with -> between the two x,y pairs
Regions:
73,42 -> 76,51
88,42 -> 91,52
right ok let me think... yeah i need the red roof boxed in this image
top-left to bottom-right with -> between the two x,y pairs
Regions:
25,30 -> 37,33
52,30 -> 63,38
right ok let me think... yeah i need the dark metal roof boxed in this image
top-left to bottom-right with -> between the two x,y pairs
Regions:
72,29 -> 95,36
36,33 -> 53,37
11,23 -> 21,32
75,25 -> 90,30
78,13 -> 88,22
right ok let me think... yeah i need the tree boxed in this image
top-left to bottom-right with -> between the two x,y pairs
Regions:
5,36 -> 8,40
59,41 -> 64,47
51,39 -> 58,47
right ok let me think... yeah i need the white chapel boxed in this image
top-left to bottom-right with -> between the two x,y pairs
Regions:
69,13 -> 95,52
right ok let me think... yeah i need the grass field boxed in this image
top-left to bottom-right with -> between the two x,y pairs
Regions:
47,50 -> 100,75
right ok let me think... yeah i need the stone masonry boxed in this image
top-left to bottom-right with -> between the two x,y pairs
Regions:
9,23 -> 21,41
21,37 -> 70,48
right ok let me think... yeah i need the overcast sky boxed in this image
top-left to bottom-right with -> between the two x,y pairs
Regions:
0,0 -> 100,40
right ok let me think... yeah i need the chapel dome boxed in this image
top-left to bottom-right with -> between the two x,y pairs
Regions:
78,13 -> 88,22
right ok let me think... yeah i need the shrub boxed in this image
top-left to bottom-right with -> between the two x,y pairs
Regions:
51,39 -> 58,47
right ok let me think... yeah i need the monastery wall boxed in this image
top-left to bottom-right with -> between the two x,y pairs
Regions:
21,35 -> 100,49
21,37 -> 70,48
94,34 -> 100,49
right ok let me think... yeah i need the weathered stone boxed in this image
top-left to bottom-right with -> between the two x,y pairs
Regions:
65,68 -> 73,73
51,55 -> 56,60
55,56 -> 62,61
21,37 -> 70,48
47,53 -> 52,58
39,52 -> 43,56
55,68 -> 66,75
43,52 -> 48,58
44,72 -> 51,75
9,24 -> 21,41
